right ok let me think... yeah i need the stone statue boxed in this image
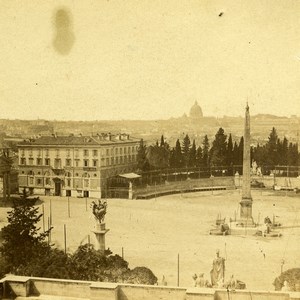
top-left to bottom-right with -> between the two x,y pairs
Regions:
91,199 -> 107,224
210,249 -> 225,287
251,160 -> 258,175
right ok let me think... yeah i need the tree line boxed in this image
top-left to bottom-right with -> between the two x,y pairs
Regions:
137,127 -> 299,173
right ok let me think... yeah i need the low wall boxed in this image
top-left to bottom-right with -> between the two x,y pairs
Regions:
134,177 -> 235,199
235,175 -> 300,189
1,275 -> 300,300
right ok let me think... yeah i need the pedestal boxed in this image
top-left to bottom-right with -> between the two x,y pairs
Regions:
92,223 -> 109,252
237,198 -> 255,227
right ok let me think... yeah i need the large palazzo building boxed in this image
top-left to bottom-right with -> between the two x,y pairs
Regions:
17,133 -> 140,198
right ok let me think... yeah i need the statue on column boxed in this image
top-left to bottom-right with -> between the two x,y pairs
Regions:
210,249 -> 226,287
91,199 -> 107,224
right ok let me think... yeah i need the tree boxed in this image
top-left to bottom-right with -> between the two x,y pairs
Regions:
188,140 -> 197,168
137,139 -> 149,172
287,142 -> 298,166
68,244 -> 129,282
210,128 -> 227,167
201,135 -> 210,168
170,139 -> 183,168
147,139 -> 170,170
0,189 -> 51,272
237,137 -> 244,166
67,244 -> 157,285
273,268 -> 300,291
182,134 -> 191,167
160,135 -> 165,147
122,267 -> 157,285
280,137 -> 289,166
266,127 -> 279,167
195,146 -> 203,167
227,134 -> 234,166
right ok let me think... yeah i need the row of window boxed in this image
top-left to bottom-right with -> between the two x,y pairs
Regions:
22,170 -> 98,178
27,177 -> 95,187
20,146 -> 138,157
20,155 -> 137,167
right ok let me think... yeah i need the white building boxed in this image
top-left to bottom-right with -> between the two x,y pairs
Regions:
18,133 -> 140,198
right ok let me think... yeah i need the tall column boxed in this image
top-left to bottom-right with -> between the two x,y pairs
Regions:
239,103 -> 254,224
92,222 -> 109,253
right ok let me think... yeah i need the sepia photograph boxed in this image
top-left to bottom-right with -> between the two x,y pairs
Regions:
0,1 -> 300,299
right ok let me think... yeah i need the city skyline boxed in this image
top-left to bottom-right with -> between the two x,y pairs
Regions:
1,0 -> 300,121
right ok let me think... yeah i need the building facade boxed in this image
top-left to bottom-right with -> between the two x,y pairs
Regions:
18,133 -> 140,198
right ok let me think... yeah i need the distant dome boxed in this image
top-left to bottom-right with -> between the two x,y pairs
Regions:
189,101 -> 203,119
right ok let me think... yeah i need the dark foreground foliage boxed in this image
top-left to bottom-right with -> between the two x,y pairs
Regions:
0,190 -> 157,285
273,268 -> 300,291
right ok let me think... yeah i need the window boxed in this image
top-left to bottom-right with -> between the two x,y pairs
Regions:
29,149 -> 33,156
93,160 -> 98,167
124,147 -> 127,154
37,178 -> 42,185
106,149 -> 109,156
28,158 -> 34,165
45,158 -> 50,166
29,177 -> 34,184
66,149 -> 70,156
93,150 -> 98,156
20,158 -> 26,165
120,156 -> 123,164
84,149 -> 89,156
116,157 -> 119,164
66,179 -> 71,187
21,149 -> 25,156
54,158 -> 61,168
75,149 -> 79,157
106,158 -> 109,165
75,160 -> 79,167
111,157 -> 114,165
45,178 -> 51,185
83,173 -> 90,188
120,148 -> 123,155
36,158 -> 42,165
115,148 -> 119,155
83,159 -> 89,167
66,159 -> 72,167
45,149 -> 49,156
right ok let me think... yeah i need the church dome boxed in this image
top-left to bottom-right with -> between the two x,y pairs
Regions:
189,101 -> 203,119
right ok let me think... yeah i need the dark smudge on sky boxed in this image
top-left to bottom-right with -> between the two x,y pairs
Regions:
52,8 -> 75,55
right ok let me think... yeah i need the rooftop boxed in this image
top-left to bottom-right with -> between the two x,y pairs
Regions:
18,133 -> 140,146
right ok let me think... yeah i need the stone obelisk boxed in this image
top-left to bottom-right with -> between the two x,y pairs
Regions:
239,103 -> 255,226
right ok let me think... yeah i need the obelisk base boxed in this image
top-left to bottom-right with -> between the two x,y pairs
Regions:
92,222 -> 109,252
236,198 -> 256,227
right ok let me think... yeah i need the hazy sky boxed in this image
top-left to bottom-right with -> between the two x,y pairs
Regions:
1,0 -> 300,121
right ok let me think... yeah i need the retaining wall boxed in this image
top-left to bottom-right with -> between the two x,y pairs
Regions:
1,276 -> 299,300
